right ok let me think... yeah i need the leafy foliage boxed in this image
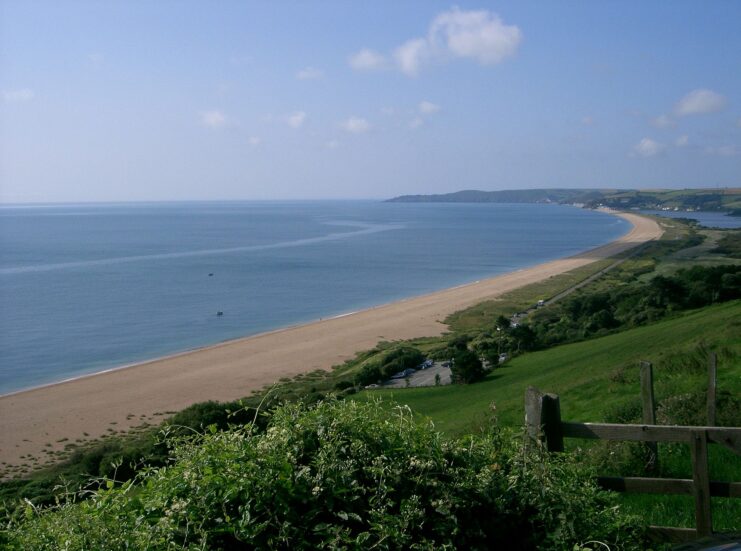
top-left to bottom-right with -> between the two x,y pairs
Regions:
3,399 -> 646,550
356,345 -> 425,386
451,349 -> 485,384
515,264 -> 741,351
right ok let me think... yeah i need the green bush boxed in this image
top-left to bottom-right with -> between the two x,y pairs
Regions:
4,399 -> 646,550
356,345 -> 424,386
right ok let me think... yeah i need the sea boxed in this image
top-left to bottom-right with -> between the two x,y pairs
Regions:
0,201 -> 630,395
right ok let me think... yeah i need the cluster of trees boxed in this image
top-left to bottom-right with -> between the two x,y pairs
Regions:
516,264 -> 740,351
355,345 -> 424,386
712,230 -> 741,259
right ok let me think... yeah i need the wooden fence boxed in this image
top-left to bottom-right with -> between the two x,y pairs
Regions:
524,386 -> 741,543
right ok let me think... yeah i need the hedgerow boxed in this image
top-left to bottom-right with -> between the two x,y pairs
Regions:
3,399 -> 645,550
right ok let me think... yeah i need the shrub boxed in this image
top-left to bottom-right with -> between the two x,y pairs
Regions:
4,399 -> 646,550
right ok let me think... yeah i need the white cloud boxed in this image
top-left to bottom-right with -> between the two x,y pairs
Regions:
428,7 -> 522,65
248,136 -> 262,146
286,111 -> 307,128
675,135 -> 689,147
394,38 -> 428,76
409,117 -> 424,129
705,145 -> 740,157
326,140 -> 339,149
352,8 -> 521,77
200,110 -> 227,128
674,89 -> 727,117
348,48 -> 386,71
581,116 -> 594,126
340,117 -> 371,133
650,114 -> 675,128
296,66 -> 323,80
419,101 -> 441,114
3,88 -> 35,102
632,137 -> 666,158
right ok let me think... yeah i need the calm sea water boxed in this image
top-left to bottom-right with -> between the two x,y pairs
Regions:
0,201 -> 630,394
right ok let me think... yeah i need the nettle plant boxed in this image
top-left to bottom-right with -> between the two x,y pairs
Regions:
5,399 -> 645,550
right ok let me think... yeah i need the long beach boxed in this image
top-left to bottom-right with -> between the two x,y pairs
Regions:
0,211 -> 663,471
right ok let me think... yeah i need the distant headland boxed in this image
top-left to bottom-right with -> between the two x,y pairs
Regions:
387,187 -> 741,215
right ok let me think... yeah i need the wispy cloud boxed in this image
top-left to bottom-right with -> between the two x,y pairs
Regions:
348,48 -> 386,71
632,137 -> 666,158
200,110 -> 227,128
674,89 -> 727,117
581,116 -> 594,126
395,8 -> 521,76
429,8 -> 522,65
248,136 -> 262,146
340,117 -> 371,133
394,38 -> 428,76
351,8 -> 520,77
286,111 -> 307,128
296,66 -> 323,80
675,135 -> 689,147
2,88 -> 35,103
409,117 -> 424,129
418,101 -> 441,114
705,145 -> 740,157
650,114 -> 675,128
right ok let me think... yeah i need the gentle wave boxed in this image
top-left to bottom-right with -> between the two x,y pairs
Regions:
0,221 -> 403,275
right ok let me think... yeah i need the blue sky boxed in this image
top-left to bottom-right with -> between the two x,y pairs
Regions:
1,1 -> 740,202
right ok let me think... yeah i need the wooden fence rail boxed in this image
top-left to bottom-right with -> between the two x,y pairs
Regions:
524,387 -> 741,544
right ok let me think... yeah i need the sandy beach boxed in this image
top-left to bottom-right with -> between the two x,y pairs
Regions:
0,211 -> 662,471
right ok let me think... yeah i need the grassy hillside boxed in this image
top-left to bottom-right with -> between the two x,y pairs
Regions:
356,301 -> 740,433
355,301 -> 741,530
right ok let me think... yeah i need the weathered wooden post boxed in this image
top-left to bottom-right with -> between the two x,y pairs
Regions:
690,429 -> 713,537
640,361 -> 659,472
524,387 -> 564,452
707,353 -> 717,427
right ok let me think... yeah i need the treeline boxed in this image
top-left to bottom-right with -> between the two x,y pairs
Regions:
499,264 -> 740,353
355,346 -> 424,386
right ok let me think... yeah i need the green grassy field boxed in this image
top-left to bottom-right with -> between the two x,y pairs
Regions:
355,301 -> 741,530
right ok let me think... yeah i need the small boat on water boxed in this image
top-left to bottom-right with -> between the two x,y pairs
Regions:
216,311 -> 223,316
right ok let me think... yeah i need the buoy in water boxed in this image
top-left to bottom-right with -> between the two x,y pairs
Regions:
208,273 -> 214,277
216,311 -> 223,316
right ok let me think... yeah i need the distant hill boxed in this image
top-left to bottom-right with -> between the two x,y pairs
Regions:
386,188 -> 607,204
387,188 -> 741,214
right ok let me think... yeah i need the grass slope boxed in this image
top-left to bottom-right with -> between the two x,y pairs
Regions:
357,301 -> 741,531
363,301 -> 740,434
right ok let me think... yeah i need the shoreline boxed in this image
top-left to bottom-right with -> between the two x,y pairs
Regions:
0,210 -> 663,471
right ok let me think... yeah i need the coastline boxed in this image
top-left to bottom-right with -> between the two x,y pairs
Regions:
0,210 -> 663,471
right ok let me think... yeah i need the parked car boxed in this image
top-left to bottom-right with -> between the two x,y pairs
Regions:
390,368 -> 416,379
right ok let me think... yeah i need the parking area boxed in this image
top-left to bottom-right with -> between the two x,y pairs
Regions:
382,361 -> 452,388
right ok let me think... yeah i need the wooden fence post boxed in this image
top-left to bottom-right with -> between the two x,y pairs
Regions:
707,353 -> 717,427
524,387 -> 564,452
690,429 -> 713,537
640,361 -> 659,472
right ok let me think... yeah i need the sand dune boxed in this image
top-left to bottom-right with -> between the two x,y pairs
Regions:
0,211 -> 663,471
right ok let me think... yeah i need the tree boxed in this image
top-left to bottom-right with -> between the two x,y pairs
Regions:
494,315 -> 511,330
451,349 -> 485,384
